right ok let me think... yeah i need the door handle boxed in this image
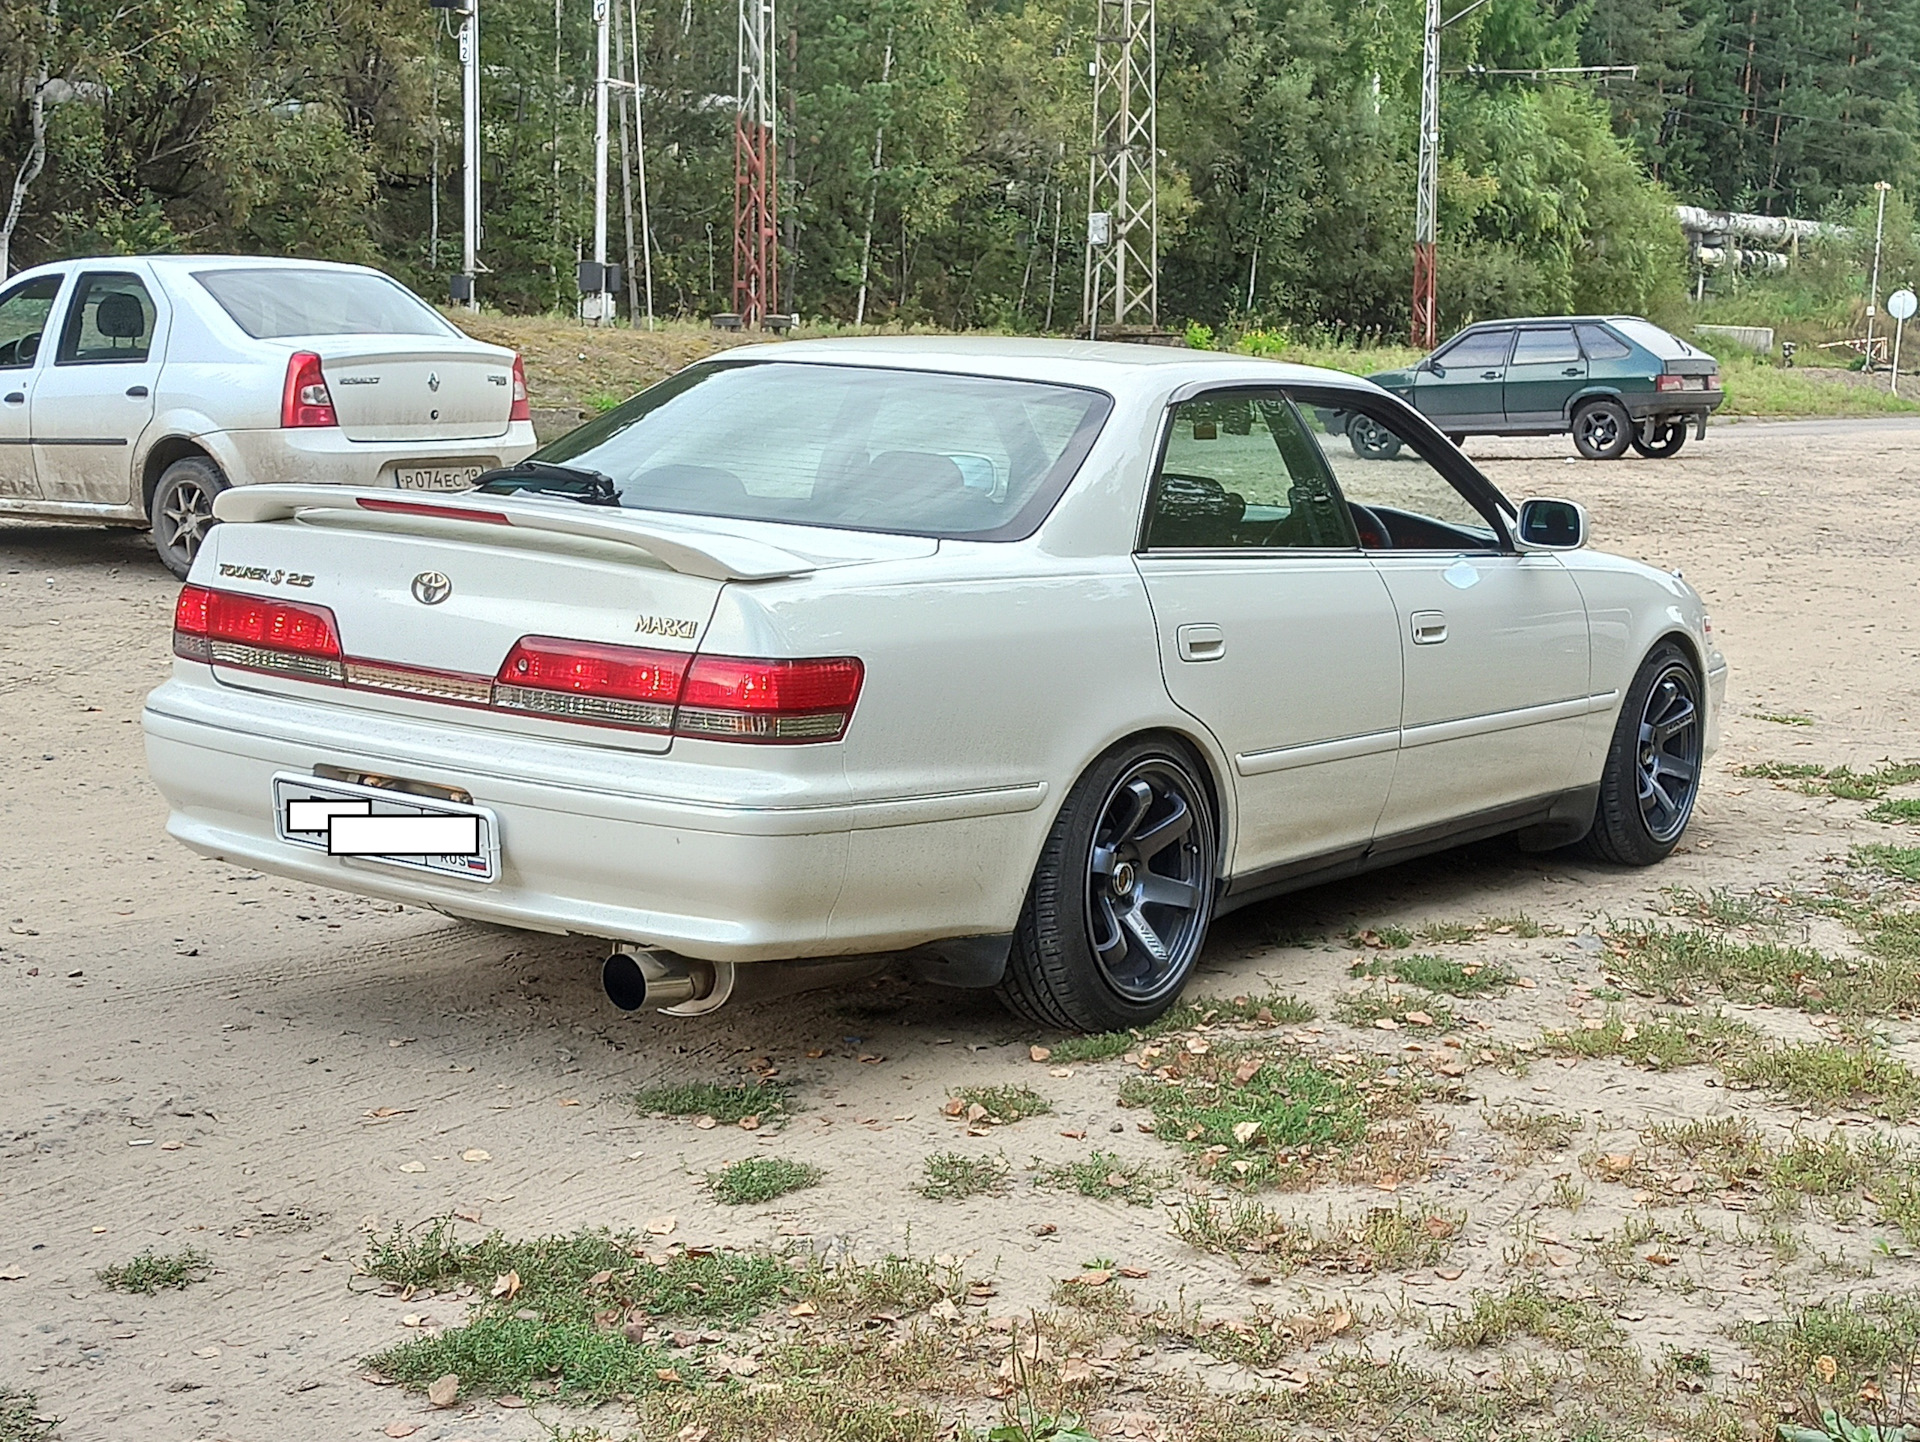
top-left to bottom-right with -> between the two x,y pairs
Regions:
125,385 -> 149,398
1479,370 -> 1501,379
1176,623 -> 1225,662
1562,367 -> 1582,376
1410,610 -> 1448,645
2,392 -> 22,405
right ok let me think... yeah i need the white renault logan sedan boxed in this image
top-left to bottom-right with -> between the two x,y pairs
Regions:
0,255 -> 538,576
142,339 -> 1725,1031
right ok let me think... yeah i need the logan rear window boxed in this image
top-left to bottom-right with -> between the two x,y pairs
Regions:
526,360 -> 1113,542
195,269 -> 453,339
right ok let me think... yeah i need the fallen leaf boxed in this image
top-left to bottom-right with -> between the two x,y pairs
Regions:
1232,1120 -> 1262,1146
1060,1356 -> 1095,1382
738,1115 -> 761,1131
645,1216 -> 677,1236
1327,1307 -> 1353,1334
1232,1059 -> 1262,1086
941,1098 -> 964,1116
194,1345 -> 221,1358
495,1394 -> 527,1409
1435,1267 -> 1465,1281
1117,1266 -> 1149,1279
1029,1045 -> 1052,1062
859,1054 -> 885,1064
427,1374 -> 460,1408
1106,1172 -> 1131,1188
1815,1355 -> 1839,1384
1073,1270 -> 1112,1287
1404,1011 -> 1434,1027
461,1149 -> 491,1163
1515,978 -> 1537,989
490,1270 -> 522,1301
1646,1250 -> 1677,1266
1048,1067 -> 1074,1079
677,1426 -> 713,1442
656,1368 -> 682,1383
1186,1037 -> 1209,1054
398,1161 -> 426,1174
789,1301 -> 818,1317
586,1269 -> 613,1288
384,1424 -> 422,1438
559,1098 -> 580,1107
1373,1018 -> 1400,1031
1060,1129 -> 1087,1140
365,1107 -> 414,1119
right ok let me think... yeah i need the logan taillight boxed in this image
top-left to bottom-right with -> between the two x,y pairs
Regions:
493,636 -> 689,732
174,584 -> 345,682
510,354 -> 531,422
282,351 -> 337,427
675,655 -> 864,743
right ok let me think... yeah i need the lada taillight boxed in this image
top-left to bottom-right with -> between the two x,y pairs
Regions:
174,585 -> 345,683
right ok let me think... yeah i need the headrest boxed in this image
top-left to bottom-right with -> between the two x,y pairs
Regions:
96,291 -> 146,340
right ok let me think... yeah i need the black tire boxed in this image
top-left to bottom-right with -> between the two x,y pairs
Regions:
1629,418 -> 1688,459
151,455 -> 228,579
1446,433 -> 1467,448
1571,399 -> 1633,460
1347,414 -> 1403,460
997,737 -> 1219,1032
1578,641 -> 1704,866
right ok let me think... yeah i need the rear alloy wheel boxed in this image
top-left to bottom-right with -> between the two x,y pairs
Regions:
1571,398 -> 1633,460
1629,418 -> 1689,458
997,739 -> 1218,1032
1347,414 -> 1403,460
152,455 -> 228,579
1578,641 -> 1703,866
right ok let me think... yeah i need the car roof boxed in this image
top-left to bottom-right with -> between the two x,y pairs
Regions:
1455,315 -> 1647,329
700,335 -> 1380,393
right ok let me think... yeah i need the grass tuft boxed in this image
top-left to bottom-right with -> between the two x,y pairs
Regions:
1332,986 -> 1457,1031
1039,992 -> 1315,1065
633,1080 -> 792,1125
707,1157 -> 823,1206
1432,1282 -> 1623,1352
1853,843 -> 1920,881
1033,1150 -> 1163,1207
1869,797 -> 1920,825
368,1312 -> 675,1401
96,1246 -> 210,1293
1737,758 -> 1920,800
0,1389 -> 56,1442
916,1151 -> 1009,1201
1175,1198 -> 1460,1272
949,1084 -> 1050,1124
1348,954 -> 1515,995
1484,1108 -> 1582,1163
1724,1042 -> 1920,1120
1607,922 -> 1920,1014
1538,1009 -> 1757,1070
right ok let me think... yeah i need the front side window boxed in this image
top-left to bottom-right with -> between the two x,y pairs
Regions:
1433,328 -> 1515,370
1290,390 -> 1504,552
0,275 -> 61,369
56,273 -> 155,365
1512,327 -> 1581,364
516,360 -> 1112,541
195,268 -> 454,339
1144,393 -> 1355,550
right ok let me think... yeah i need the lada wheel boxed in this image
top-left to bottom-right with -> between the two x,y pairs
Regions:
1571,399 -> 1633,460
998,738 -> 1219,1032
1347,415 -> 1403,460
152,456 -> 229,579
1578,641 -> 1703,866
1629,418 -> 1688,458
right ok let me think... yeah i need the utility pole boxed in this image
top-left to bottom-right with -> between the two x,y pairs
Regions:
1866,180 -> 1891,367
458,0 -> 480,309
1082,0 -> 1157,338
629,0 -> 656,327
733,0 -> 779,327
585,0 -> 614,323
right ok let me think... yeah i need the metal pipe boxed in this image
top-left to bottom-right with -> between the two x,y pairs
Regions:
602,951 -> 710,1010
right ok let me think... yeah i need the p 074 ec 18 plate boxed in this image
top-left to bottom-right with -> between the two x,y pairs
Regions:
272,773 -> 499,882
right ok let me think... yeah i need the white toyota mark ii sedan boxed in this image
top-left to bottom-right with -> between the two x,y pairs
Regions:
142,338 -> 1726,1032
0,255 -> 538,577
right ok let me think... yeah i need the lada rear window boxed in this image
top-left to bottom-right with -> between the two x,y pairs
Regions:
531,360 -> 1114,541
195,268 -> 455,339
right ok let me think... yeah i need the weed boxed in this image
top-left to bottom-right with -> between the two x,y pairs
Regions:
1048,1267 -> 1131,1317
633,1080 -> 792,1125
1739,759 -> 1920,800
1332,985 -> 1457,1031
1175,1198 -> 1460,1273
368,1312 -> 676,1401
1349,954 -> 1515,995
1548,1175 -> 1587,1210
1033,1150 -> 1162,1206
1662,885 -> 1778,928
1737,761 -> 1828,781
96,1246 -> 210,1293
1760,712 -> 1815,727
917,1151 -> 1010,1200
1855,844 -> 1920,882
1353,924 -> 1414,948
1668,1347 -> 1714,1376
1484,1107 -> 1582,1163
950,1085 -> 1050,1124
1538,1009 -> 1756,1070
1432,1281 -> 1623,1351
1413,919 -> 1482,945
1040,992 -> 1316,1065
707,1156 -> 822,1206
1743,1297 -> 1920,1429
1483,913 -> 1546,938
1607,922 -> 1920,1014
1191,1302 -> 1362,1369
0,1390 -> 55,1442
788,1252 -> 961,1318
1725,1042 -> 1920,1120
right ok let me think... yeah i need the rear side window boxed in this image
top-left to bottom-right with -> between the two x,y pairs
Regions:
56,273 -> 155,365
1512,327 -> 1581,364
195,268 -> 453,339
1576,323 -> 1633,360
1433,328 -> 1514,369
1608,318 -> 1704,359
0,274 -> 61,369
1145,394 -> 1355,550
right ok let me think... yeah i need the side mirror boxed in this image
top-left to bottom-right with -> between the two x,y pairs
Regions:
1515,497 -> 1587,551
1422,359 -> 1443,377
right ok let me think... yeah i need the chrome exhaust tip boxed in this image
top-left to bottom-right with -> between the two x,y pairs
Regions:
602,950 -> 704,1011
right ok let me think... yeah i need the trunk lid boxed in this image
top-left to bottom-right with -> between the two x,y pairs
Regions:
305,334 -> 515,442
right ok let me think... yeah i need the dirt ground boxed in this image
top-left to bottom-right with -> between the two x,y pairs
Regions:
2,416 -> 1919,1442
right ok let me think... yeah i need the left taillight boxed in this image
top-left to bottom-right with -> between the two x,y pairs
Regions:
174,584 -> 345,683
676,655 -> 865,743
510,354 -> 531,422
1655,373 -> 1686,393
281,351 -> 337,428
493,636 -> 688,733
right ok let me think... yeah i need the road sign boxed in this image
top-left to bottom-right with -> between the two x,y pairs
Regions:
1889,288 -> 1918,321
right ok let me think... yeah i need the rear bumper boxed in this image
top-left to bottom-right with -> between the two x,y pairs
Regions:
214,423 -> 539,489
140,675 -> 1047,962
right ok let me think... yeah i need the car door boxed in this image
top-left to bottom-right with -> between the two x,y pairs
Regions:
1133,390 -> 1404,884
30,268 -> 164,505
1503,325 -> 1586,429
0,271 -> 66,500
1412,327 -> 1514,433
1288,385 -> 1591,841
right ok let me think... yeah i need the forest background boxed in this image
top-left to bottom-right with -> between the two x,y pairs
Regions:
1,0 -> 1917,339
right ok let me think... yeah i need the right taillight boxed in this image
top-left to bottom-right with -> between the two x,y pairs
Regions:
509,354 -> 531,422
174,584 -> 345,682
676,655 -> 865,743
281,351 -> 337,428
493,636 -> 688,733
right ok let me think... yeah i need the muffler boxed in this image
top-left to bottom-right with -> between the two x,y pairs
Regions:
602,950 -> 714,1011
601,949 -> 891,1016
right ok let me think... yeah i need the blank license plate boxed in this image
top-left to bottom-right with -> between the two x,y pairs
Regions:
273,773 -> 498,882
394,465 -> 485,491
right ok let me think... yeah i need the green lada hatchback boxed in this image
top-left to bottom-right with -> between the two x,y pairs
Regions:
1340,316 -> 1723,461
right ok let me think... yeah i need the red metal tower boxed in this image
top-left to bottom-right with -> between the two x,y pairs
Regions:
733,0 -> 778,327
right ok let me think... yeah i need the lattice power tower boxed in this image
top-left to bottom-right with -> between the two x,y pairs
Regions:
1082,0 -> 1157,337
733,0 -> 779,327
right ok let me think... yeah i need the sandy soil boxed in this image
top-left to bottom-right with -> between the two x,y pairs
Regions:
2,417 -> 1919,1440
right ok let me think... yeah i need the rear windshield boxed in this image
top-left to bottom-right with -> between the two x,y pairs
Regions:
1609,318 -> 1708,360
194,268 -> 454,339
532,360 -> 1113,540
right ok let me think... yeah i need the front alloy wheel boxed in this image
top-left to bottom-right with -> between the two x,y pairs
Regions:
998,740 -> 1218,1032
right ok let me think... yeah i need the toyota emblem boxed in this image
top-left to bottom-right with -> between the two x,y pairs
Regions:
411,570 -> 452,605
427,371 -> 441,392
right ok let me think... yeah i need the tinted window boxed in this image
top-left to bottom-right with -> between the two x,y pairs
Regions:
1433,328 -> 1514,369
195,268 -> 453,339
1609,318 -> 1705,359
56,273 -> 155,365
1576,323 -> 1632,360
522,361 -> 1112,541
0,275 -> 60,369
1512,327 -> 1581,364
1145,394 -> 1355,550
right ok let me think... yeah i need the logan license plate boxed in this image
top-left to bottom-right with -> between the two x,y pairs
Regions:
272,773 -> 499,882
394,465 -> 485,492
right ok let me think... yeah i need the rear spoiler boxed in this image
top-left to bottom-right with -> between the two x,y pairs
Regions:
213,486 -> 817,582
